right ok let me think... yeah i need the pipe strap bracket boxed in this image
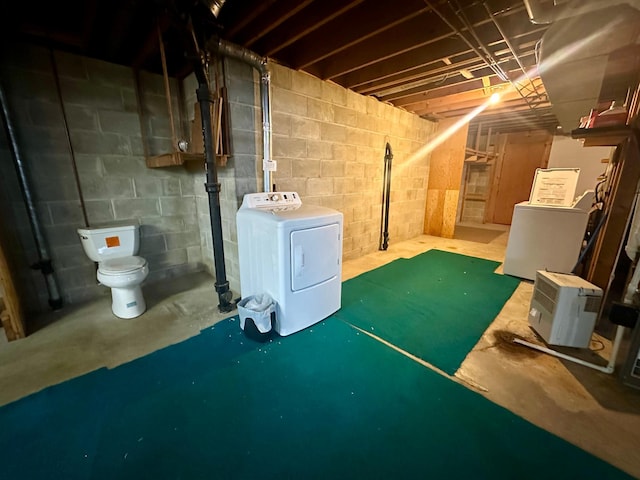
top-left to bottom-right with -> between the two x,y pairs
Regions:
196,88 -> 216,103
31,259 -> 54,275
215,281 -> 230,294
204,181 -> 221,193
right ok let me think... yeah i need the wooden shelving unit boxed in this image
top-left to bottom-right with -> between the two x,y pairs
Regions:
145,152 -> 204,168
137,20 -> 229,170
578,125 -> 640,315
571,125 -> 632,147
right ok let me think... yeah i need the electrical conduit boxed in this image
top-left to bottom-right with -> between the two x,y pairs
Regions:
209,38 -> 274,193
0,79 -> 63,310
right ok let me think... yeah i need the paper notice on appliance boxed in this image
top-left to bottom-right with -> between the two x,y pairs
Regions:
528,168 -> 579,207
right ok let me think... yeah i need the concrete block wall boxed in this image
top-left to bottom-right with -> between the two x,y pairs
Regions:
0,42 -> 436,312
0,43 -> 204,311
182,60 -> 249,295
268,62 -> 437,260
185,57 -> 437,295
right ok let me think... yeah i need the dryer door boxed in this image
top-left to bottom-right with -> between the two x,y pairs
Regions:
291,223 -> 340,292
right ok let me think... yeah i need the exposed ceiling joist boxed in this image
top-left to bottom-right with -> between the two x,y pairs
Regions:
258,0 -> 366,57
9,0 -> 568,134
241,0 -> 315,47
280,0 -> 430,69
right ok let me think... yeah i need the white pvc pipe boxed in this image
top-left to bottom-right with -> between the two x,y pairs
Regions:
514,324 -> 626,374
608,324 -> 626,371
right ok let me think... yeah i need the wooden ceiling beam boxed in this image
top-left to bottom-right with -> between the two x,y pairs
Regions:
351,28 -> 543,93
235,0 -> 315,47
381,54 -> 539,104
467,111 -> 557,127
389,62 -> 540,107
468,117 -> 558,132
223,0 -> 277,39
279,0 -> 430,70
309,11 -> 454,80
390,75 -> 508,107
355,52 -> 481,96
331,36 -> 470,87
409,90 -> 539,116
370,51 -> 536,101
363,47 -> 537,98
254,0 -> 365,57
132,14 -> 171,69
332,15 -> 544,90
379,64 -> 508,103
426,101 -> 552,118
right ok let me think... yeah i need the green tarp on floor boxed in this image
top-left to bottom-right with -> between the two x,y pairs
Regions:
337,249 -> 521,374
0,317 -> 631,479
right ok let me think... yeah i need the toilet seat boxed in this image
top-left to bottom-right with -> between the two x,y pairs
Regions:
99,256 -> 147,275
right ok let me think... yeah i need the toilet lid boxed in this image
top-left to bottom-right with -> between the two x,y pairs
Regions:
99,256 -> 146,274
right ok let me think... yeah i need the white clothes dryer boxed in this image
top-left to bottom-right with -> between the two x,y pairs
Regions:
236,192 -> 343,336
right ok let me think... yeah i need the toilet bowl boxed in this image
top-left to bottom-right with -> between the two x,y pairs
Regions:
98,256 -> 149,319
77,225 -> 149,319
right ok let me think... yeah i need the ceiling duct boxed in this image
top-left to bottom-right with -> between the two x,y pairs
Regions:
523,0 -> 557,24
524,0 -> 640,24
537,3 -> 640,131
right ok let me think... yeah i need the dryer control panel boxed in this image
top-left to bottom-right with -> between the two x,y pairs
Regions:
241,192 -> 302,210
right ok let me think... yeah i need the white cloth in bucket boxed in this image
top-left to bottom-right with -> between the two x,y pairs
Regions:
238,294 -> 275,333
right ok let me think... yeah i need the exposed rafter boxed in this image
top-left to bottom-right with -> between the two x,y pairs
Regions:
10,0 -> 560,134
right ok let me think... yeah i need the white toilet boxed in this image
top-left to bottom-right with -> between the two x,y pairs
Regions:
77,224 -> 149,319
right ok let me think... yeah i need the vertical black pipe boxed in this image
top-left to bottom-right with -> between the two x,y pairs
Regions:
189,32 -> 234,312
379,142 -> 393,251
0,79 -> 63,310
197,83 -> 233,312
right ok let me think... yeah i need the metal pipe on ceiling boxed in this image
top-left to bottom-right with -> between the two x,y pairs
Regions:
422,0 -> 508,82
523,0 -> 638,25
523,0 -> 554,24
447,0 -> 510,81
483,2 -> 544,100
374,48 -> 539,101
431,0 -> 547,117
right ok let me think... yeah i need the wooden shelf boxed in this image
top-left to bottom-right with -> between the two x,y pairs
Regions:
571,125 -> 631,147
145,152 -> 227,168
463,193 -> 488,201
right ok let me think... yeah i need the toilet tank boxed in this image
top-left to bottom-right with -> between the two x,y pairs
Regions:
77,224 -> 140,262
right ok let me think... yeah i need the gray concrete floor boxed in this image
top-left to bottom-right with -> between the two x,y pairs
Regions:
1,228 -> 640,477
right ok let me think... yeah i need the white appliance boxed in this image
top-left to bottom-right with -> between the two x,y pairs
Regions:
503,190 -> 594,281
528,270 -> 602,348
503,203 -> 588,280
622,324 -> 640,389
236,192 -> 343,336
